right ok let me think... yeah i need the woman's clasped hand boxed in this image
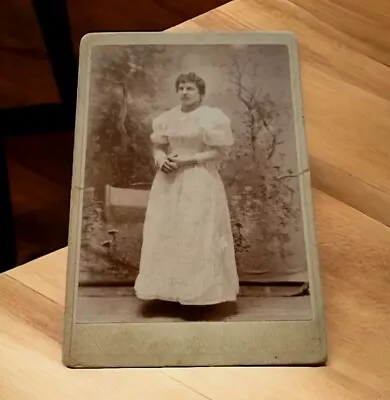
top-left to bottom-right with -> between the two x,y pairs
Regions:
158,157 -> 177,173
159,153 -> 196,173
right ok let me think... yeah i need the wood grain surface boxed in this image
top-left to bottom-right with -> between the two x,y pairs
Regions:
1,0 -> 390,398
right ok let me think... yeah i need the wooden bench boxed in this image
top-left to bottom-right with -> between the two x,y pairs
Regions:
104,182 -> 151,222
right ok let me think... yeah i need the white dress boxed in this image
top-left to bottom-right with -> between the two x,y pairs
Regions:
134,105 -> 239,305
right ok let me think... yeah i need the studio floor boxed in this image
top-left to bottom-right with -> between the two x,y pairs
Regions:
76,285 -> 312,323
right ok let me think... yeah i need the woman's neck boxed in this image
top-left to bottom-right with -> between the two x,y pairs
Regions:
181,102 -> 201,113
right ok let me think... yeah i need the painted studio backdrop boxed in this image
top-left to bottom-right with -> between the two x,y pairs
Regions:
79,43 -> 309,289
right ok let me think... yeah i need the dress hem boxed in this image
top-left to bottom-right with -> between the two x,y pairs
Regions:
134,291 -> 238,306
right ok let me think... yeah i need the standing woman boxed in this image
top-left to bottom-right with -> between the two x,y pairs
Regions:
134,72 -> 239,305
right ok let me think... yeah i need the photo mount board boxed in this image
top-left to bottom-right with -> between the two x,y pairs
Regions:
62,31 -> 327,368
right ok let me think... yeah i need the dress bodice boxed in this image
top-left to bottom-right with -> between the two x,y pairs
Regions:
150,105 -> 234,157
168,135 -> 204,156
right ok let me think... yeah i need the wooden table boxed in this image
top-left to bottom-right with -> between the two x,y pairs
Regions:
1,0 -> 390,398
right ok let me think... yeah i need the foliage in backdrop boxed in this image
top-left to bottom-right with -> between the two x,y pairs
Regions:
79,44 -> 308,284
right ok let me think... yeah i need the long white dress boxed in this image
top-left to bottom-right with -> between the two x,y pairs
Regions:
134,105 -> 239,305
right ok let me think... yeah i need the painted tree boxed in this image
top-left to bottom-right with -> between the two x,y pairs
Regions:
86,45 -> 172,192
223,48 -> 307,276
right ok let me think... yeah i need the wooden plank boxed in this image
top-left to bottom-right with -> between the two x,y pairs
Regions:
0,299 -> 206,400
0,275 -> 63,343
6,248 -> 67,307
310,156 -> 390,228
289,0 -> 390,66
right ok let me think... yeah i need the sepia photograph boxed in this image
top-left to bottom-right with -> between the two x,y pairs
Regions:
63,32 -> 326,367
75,39 -> 311,323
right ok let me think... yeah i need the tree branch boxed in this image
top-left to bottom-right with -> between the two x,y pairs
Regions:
116,85 -> 130,148
267,135 -> 277,160
266,127 -> 282,160
229,56 -> 254,109
276,169 -> 309,180
99,76 -> 124,85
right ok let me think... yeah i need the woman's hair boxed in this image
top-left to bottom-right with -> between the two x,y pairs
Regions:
175,72 -> 206,96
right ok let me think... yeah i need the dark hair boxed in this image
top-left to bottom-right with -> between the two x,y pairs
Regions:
175,72 -> 206,96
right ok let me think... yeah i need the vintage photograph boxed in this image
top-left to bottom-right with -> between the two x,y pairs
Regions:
73,40 -> 313,325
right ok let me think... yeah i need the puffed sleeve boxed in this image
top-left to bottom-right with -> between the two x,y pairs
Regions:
150,113 -> 169,145
202,108 -> 234,147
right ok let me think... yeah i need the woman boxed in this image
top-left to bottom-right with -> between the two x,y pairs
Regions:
134,72 -> 239,305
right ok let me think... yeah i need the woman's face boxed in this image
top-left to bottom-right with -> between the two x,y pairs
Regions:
177,81 -> 201,107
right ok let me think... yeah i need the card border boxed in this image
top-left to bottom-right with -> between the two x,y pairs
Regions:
62,31 -> 327,368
